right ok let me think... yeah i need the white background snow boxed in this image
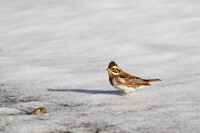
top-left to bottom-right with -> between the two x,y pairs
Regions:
0,0 -> 200,132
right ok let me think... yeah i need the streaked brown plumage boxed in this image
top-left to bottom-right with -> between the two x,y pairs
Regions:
107,61 -> 161,97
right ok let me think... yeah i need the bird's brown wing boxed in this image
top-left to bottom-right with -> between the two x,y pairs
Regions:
119,72 -> 150,85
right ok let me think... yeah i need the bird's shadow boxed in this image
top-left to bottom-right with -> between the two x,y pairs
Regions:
47,88 -> 123,95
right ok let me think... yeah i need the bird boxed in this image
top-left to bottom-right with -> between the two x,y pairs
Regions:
106,61 -> 161,97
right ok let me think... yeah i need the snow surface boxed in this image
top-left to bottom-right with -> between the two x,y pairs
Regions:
0,0 -> 200,132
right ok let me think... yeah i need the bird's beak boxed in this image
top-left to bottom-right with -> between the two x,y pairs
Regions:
106,68 -> 108,71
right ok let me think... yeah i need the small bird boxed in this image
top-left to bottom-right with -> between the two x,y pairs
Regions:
107,61 -> 161,97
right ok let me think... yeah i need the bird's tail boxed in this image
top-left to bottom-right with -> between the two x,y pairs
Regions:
145,79 -> 161,82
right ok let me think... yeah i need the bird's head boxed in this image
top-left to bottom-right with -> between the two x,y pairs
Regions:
106,61 -> 121,76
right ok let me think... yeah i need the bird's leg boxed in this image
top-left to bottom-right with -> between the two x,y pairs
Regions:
124,91 -> 130,98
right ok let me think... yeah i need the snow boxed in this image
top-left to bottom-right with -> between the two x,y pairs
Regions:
0,0 -> 200,132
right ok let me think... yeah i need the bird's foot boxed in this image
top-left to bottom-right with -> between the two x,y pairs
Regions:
124,91 -> 130,98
